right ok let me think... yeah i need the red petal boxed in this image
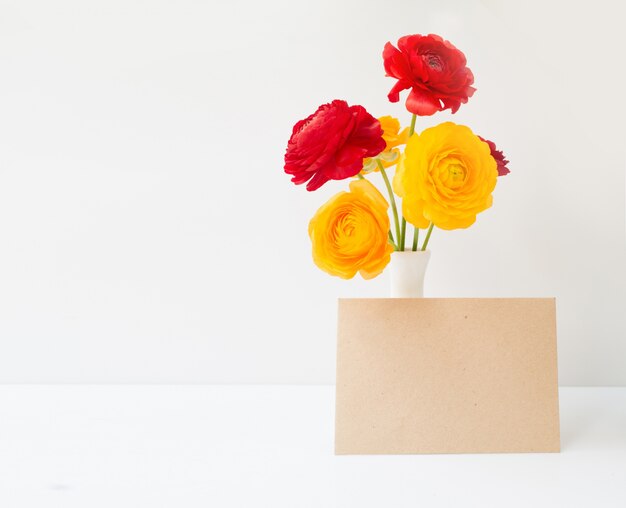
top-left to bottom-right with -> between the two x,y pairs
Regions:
335,144 -> 368,166
305,170 -> 330,191
382,42 -> 402,76
326,158 -> 363,181
405,87 -> 441,116
387,79 -> 410,103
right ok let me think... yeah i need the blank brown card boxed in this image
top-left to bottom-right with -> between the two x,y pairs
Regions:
335,298 -> 560,454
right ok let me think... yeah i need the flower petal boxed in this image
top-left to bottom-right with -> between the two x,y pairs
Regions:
387,79 -> 411,103
405,87 -> 441,116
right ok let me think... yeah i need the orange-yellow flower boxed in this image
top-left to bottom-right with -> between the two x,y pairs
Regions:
308,179 -> 393,279
361,116 -> 410,174
393,122 -> 497,230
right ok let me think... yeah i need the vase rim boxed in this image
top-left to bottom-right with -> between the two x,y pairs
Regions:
392,249 -> 431,255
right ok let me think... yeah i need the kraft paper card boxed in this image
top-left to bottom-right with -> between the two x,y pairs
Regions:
335,298 -> 560,454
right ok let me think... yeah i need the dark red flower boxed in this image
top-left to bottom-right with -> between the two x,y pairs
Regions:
383,34 -> 475,116
479,136 -> 510,176
284,100 -> 386,191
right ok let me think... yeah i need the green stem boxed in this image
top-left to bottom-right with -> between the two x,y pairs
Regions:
396,114 -> 418,252
412,227 -> 419,251
387,231 -> 397,250
400,218 -> 407,251
421,223 -> 435,251
356,173 -> 365,180
409,114 -> 417,136
377,160 -> 401,250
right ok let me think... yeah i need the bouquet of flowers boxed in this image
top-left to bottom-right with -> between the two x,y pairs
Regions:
283,34 -> 509,282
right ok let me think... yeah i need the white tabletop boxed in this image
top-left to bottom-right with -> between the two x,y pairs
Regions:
0,386 -> 624,507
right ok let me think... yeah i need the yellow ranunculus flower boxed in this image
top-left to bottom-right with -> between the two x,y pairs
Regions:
379,115 -> 410,149
361,116 -> 410,174
308,179 -> 394,279
393,122 -> 497,230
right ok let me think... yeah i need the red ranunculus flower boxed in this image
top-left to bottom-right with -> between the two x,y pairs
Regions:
479,136 -> 510,176
284,100 -> 386,191
383,34 -> 475,116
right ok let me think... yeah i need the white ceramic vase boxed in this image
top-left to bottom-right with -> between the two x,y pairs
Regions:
389,249 -> 431,298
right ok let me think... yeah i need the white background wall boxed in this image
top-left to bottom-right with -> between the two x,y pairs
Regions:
0,0 -> 624,384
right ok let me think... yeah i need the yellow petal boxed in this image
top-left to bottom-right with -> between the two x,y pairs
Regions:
309,179 -> 393,279
398,122 -> 497,231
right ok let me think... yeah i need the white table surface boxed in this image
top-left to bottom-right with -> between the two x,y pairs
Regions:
0,386 -> 624,507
